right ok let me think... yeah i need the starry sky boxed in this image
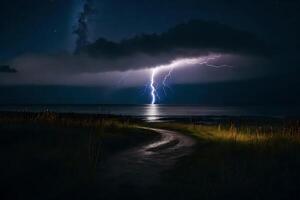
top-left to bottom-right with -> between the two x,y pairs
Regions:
0,0 -> 299,105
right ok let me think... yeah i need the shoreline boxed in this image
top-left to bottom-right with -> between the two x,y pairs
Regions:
1,110 -> 299,125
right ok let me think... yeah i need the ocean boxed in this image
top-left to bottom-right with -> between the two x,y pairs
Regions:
0,104 -> 299,121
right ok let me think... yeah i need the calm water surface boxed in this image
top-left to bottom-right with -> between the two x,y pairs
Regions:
0,104 -> 299,121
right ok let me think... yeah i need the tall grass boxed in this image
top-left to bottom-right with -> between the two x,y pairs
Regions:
0,111 -> 155,199
0,111 -> 134,129
155,120 -> 300,199
156,120 -> 300,147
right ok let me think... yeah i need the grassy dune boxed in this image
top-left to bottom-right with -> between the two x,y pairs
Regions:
156,121 -> 300,150
0,112 -> 155,200
154,120 -> 300,200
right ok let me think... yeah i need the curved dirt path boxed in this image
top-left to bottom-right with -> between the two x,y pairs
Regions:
91,127 -> 196,198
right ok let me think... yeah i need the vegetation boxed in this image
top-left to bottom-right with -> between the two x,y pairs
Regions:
0,111 -> 137,129
155,120 -> 300,150
154,120 -> 300,200
1,112 -> 300,199
0,112 -> 155,200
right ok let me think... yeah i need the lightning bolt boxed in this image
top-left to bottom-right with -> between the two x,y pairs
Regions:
149,55 -> 232,104
150,68 -> 157,105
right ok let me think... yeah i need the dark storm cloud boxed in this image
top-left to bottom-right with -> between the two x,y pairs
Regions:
41,19 -> 266,73
81,20 -> 268,59
0,65 -> 17,73
3,19 -> 268,85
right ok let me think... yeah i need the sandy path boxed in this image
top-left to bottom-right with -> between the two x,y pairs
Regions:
92,127 -> 196,198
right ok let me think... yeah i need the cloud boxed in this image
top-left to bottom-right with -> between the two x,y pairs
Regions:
80,19 -> 268,59
0,65 -> 17,73
1,19 -> 269,85
14,20 -> 266,73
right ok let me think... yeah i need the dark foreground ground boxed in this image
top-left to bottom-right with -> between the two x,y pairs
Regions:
1,112 -> 300,200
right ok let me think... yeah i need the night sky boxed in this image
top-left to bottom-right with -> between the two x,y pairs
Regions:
0,0 -> 299,105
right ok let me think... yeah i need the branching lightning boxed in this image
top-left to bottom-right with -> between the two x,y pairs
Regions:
162,66 -> 174,86
149,55 -> 232,104
162,66 -> 174,95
